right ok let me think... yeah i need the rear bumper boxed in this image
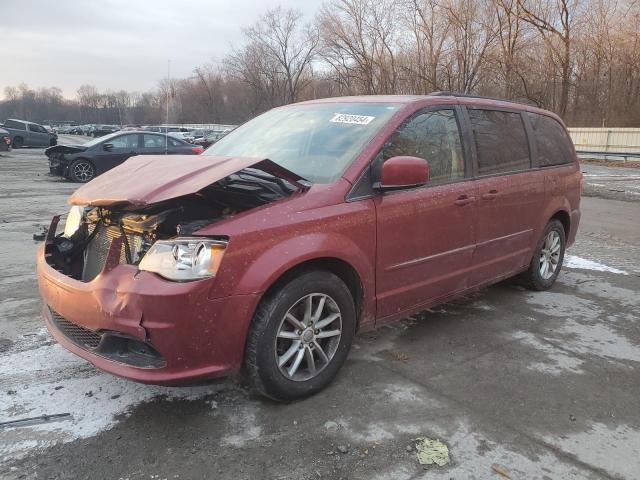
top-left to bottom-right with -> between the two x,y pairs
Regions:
37,245 -> 260,385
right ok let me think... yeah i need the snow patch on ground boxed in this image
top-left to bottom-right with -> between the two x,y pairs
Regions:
0,332 -> 224,463
220,406 -> 262,447
511,331 -> 584,375
564,254 -> 628,275
544,423 -> 640,479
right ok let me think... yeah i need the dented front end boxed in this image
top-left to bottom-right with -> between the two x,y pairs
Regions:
37,155 -> 305,383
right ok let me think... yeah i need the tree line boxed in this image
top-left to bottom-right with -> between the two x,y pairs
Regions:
2,0 -> 640,127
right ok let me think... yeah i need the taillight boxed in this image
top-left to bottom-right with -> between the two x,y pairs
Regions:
191,146 -> 203,154
2,136 -> 10,145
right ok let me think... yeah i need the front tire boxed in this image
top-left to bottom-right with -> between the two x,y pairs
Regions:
244,270 -> 356,401
522,219 -> 566,291
69,158 -> 95,183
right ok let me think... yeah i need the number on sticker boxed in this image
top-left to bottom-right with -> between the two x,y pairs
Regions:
330,113 -> 375,125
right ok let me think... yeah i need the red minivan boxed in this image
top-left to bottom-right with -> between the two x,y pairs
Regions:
37,93 -> 581,400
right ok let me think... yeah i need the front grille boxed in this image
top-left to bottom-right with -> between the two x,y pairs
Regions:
82,223 -> 143,282
50,309 -> 103,349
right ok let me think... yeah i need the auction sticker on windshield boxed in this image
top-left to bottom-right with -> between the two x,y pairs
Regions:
330,113 -> 375,125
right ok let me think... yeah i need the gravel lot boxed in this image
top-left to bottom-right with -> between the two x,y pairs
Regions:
1,138 -> 639,479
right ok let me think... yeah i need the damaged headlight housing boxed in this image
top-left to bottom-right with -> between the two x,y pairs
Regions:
138,237 -> 227,281
63,205 -> 85,238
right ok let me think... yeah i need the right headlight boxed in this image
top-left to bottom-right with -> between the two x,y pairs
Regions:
138,237 -> 227,281
63,205 -> 85,238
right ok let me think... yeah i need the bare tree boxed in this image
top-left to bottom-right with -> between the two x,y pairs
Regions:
517,0 -> 580,116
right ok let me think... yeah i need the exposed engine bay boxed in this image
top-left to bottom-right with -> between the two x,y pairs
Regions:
45,168 -> 298,282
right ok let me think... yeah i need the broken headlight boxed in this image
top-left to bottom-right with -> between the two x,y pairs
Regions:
138,238 -> 227,281
63,205 -> 85,238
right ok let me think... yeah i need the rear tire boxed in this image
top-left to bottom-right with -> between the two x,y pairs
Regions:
244,270 -> 356,401
69,158 -> 95,183
522,219 -> 566,291
12,137 -> 23,149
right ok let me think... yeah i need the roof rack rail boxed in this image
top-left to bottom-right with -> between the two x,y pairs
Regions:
428,91 -> 515,103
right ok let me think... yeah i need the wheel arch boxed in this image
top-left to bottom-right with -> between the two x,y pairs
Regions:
260,257 -> 365,331
550,209 -> 570,238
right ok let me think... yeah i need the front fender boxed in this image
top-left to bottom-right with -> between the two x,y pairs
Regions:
224,232 -> 376,327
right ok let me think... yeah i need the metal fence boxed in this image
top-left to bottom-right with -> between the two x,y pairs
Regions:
568,128 -> 640,162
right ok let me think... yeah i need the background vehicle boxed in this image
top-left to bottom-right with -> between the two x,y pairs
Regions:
38,94 -> 581,401
168,131 -> 195,143
46,131 -> 203,182
194,131 -> 228,148
90,125 -> 120,137
1,118 -> 56,148
0,128 -> 11,152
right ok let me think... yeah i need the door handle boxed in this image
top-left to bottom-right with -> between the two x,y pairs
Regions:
482,189 -> 498,200
454,194 -> 475,206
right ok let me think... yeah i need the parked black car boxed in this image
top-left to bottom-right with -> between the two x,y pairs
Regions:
45,131 -> 204,182
0,128 -> 11,152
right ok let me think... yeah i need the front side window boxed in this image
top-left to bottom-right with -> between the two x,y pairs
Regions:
468,109 -> 530,175
203,103 -> 400,183
528,113 -> 574,166
383,109 -> 465,185
108,134 -> 138,149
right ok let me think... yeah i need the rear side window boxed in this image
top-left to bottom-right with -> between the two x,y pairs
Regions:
143,134 -> 165,148
383,109 -> 465,185
5,120 -> 25,130
528,113 -> 574,166
468,109 -> 530,175
109,134 -> 138,149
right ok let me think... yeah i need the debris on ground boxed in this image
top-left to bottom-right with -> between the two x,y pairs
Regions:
491,463 -> 512,479
384,350 -> 410,363
415,437 -> 450,466
337,445 -> 349,454
32,225 -> 48,241
0,413 -> 72,429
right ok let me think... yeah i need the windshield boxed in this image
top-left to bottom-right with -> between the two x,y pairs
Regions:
82,131 -> 124,148
203,102 -> 400,183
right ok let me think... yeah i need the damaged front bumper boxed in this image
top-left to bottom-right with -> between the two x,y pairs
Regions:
48,157 -> 68,176
37,230 -> 259,385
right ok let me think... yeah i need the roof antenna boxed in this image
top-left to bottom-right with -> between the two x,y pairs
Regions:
165,59 -> 170,155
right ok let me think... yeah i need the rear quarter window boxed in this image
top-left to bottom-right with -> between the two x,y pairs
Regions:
528,113 -> 574,167
468,109 -> 530,175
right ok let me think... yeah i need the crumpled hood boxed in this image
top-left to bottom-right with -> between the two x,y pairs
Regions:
45,144 -> 87,156
69,155 -> 308,207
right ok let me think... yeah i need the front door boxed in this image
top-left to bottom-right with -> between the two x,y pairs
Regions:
374,108 -> 477,320
95,133 -> 140,173
27,124 -> 50,147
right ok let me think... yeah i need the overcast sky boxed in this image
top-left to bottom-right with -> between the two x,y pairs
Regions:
1,0 -> 323,99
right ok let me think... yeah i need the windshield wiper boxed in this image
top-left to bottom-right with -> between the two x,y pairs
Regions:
235,168 -> 297,196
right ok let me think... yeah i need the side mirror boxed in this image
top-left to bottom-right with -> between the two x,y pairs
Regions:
103,143 -> 114,151
375,156 -> 429,190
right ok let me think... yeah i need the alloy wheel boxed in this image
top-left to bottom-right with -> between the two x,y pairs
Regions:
275,293 -> 342,382
73,162 -> 94,182
539,230 -> 561,279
